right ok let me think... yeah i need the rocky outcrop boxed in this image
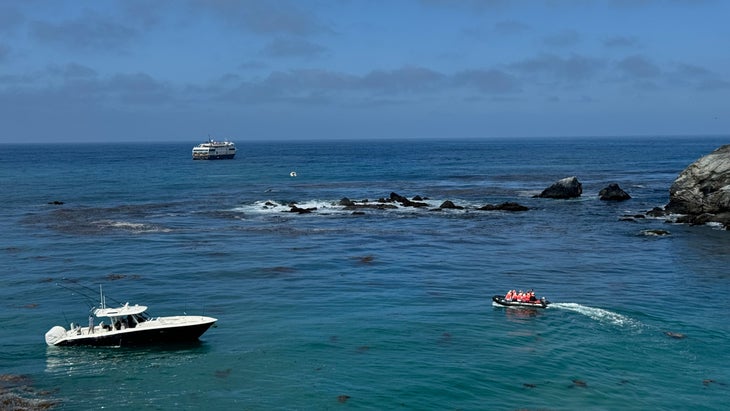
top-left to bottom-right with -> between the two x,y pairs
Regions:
439,200 -> 464,210
665,145 -> 730,229
288,204 -> 317,214
339,197 -> 398,211
477,202 -> 529,212
535,176 -> 582,199
389,192 -> 428,207
599,183 -> 631,201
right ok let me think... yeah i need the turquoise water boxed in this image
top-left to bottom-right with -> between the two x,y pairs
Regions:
1,137 -> 729,410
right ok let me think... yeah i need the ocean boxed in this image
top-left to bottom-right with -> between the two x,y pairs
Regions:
1,137 -> 729,410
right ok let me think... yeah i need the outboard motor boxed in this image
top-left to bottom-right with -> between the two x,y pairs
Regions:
45,326 -> 67,346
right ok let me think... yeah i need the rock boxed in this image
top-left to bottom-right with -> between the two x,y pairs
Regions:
338,197 -> 355,207
665,145 -> 730,228
389,192 -> 428,207
535,176 -> 582,199
288,205 -> 316,214
439,200 -> 464,210
646,207 -> 669,217
599,183 -> 631,201
477,202 -> 529,212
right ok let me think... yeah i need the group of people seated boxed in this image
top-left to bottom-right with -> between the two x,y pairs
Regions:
504,289 -> 538,303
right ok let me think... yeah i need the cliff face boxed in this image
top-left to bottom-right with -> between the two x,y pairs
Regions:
665,145 -> 730,228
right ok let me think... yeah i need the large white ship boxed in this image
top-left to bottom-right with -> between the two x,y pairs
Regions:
192,138 -> 236,160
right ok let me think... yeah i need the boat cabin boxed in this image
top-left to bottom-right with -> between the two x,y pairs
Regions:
94,303 -> 151,331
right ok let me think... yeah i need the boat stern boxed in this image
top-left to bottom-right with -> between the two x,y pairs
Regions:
45,326 -> 68,346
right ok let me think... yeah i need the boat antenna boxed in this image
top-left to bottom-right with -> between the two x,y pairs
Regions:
99,284 -> 106,309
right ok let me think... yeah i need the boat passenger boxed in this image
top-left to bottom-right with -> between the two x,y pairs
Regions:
529,291 -> 537,302
88,314 -> 94,334
505,290 -> 514,300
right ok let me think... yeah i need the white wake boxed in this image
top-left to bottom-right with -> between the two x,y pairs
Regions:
550,302 -> 641,328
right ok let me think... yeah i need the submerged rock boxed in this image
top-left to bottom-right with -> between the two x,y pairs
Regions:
477,202 -> 529,212
664,331 -> 686,339
645,207 -> 670,218
641,229 -> 671,236
571,379 -> 588,388
665,145 -> 730,229
599,183 -> 631,201
535,176 -> 582,199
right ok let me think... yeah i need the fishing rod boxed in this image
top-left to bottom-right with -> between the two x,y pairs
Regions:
56,279 -> 125,310
55,281 -> 97,310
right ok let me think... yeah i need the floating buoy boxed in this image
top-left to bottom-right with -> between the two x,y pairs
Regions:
290,171 -> 297,177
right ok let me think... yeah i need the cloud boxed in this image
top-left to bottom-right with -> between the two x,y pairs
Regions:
669,63 -> 730,91
46,63 -> 98,79
212,65 -> 522,106
453,69 -> 521,94
0,5 -> 24,33
261,37 -> 327,59
494,20 -> 530,35
104,73 -> 173,104
0,43 -> 9,62
603,36 -> 640,48
189,0 -> 332,36
2,67 -> 174,110
616,55 -> 661,78
419,0 -> 510,12
543,29 -> 580,47
361,67 -> 446,94
509,53 -> 604,83
30,11 -> 139,52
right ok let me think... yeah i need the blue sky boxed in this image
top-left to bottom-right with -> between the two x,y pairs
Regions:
1,0 -> 728,143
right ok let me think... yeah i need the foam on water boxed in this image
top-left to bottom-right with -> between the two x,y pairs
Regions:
550,302 -> 642,329
232,197 -> 509,216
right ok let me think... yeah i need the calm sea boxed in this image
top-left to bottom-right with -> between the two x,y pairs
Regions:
1,137 -> 729,410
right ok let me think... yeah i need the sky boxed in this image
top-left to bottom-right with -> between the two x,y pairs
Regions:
1,0 -> 729,143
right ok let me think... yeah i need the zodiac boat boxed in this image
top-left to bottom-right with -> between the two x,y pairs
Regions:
492,295 -> 550,308
45,290 -> 217,347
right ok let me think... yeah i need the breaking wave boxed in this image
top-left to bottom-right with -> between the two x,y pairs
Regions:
231,197 -> 522,216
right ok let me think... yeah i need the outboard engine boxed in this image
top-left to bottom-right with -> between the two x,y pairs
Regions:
45,326 -> 67,346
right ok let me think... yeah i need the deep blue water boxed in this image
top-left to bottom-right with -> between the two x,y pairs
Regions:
1,137 -> 729,410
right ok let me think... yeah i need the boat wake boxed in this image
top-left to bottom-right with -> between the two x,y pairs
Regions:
550,303 -> 641,329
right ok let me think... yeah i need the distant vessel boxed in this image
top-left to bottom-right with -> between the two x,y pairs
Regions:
192,138 -> 236,160
45,288 -> 217,347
